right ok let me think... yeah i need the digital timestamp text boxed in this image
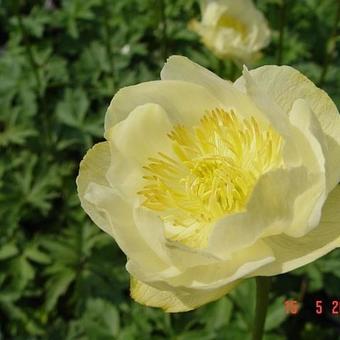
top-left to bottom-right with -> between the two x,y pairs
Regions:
284,299 -> 340,315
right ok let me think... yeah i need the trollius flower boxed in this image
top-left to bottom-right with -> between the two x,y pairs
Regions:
190,0 -> 271,63
77,56 -> 340,312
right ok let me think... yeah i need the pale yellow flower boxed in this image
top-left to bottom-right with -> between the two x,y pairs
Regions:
190,0 -> 271,63
77,56 -> 340,312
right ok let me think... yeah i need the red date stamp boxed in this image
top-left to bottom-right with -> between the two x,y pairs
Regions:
284,299 -> 300,315
284,299 -> 340,315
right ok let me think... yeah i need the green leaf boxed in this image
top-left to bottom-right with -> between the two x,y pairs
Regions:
265,297 -> 288,331
0,244 -> 18,260
198,296 -> 233,331
45,268 -> 76,312
25,245 -> 51,264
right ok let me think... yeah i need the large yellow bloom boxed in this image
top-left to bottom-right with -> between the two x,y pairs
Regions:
190,0 -> 270,63
77,56 -> 340,312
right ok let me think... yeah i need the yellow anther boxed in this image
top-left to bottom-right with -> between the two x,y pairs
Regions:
138,109 -> 283,249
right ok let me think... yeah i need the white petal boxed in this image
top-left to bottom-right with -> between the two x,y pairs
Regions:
77,142 -> 114,236
104,80 -> 223,137
285,99 -> 327,237
255,185 -> 340,275
234,65 -> 340,191
77,142 -> 172,274
108,103 -> 173,165
127,236 -> 274,291
161,56 -> 264,119
130,276 -> 237,313
207,167 -> 311,259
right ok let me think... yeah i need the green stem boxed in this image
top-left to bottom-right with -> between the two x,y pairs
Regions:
159,0 -> 168,61
277,0 -> 287,65
229,60 -> 239,81
318,0 -> 340,87
252,277 -> 271,340
103,0 -> 116,91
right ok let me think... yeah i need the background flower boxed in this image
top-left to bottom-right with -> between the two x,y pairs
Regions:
190,0 -> 271,63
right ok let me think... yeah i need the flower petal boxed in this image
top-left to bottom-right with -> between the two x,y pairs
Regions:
255,185 -> 340,276
129,238 -> 274,312
232,68 -> 331,238
130,276 -> 237,313
284,99 -> 327,237
133,205 -> 220,269
77,142 -> 113,236
108,103 -> 173,165
127,236 -> 274,292
77,142 -> 172,273
207,167 -> 311,259
105,143 -> 143,200
234,65 -> 340,191
104,80 -> 223,137
161,56 -> 264,119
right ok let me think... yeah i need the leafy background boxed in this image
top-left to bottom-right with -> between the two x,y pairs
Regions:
0,0 -> 339,338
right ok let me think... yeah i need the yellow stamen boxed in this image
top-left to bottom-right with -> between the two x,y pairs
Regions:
217,14 -> 247,39
138,109 -> 283,249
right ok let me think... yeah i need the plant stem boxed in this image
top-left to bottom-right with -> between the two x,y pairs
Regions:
277,0 -> 287,65
229,60 -> 240,81
252,277 -> 271,340
159,0 -> 168,61
318,0 -> 340,87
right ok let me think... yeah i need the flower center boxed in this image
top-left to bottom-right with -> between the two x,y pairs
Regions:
138,109 -> 283,248
217,14 -> 247,38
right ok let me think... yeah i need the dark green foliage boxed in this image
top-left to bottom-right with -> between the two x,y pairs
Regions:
0,0 -> 339,338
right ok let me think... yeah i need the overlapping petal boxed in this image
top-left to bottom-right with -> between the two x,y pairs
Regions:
254,185 -> 340,276
234,65 -> 340,193
104,80 -> 223,138
130,276 -> 237,313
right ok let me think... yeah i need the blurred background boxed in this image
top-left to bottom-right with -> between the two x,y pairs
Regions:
0,0 -> 339,339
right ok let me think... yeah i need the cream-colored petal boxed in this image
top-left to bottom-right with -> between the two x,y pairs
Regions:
161,56 -> 265,120
235,65 -> 340,142
235,67 -> 326,173
200,0 -> 226,26
130,276 -> 237,313
76,142 -> 172,273
165,240 -> 274,290
284,99 -> 327,237
289,99 -> 326,172
254,185 -> 340,276
233,68 -> 331,238
236,66 -> 294,138
129,238 -> 274,312
77,142 -> 113,236
108,103 -> 173,165
105,143 -> 143,200
207,167 -> 310,259
234,65 -> 340,191
133,205 -> 220,270
104,80 -> 223,137
83,182 -> 172,273
126,236 -> 274,292
130,201 -> 275,284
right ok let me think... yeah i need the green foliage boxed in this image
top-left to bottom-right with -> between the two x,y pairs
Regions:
0,0 -> 339,338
